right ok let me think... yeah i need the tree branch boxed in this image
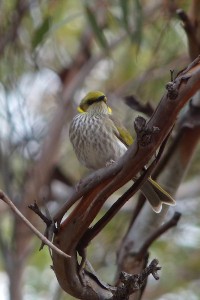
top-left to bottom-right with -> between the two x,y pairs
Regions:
50,57 -> 200,299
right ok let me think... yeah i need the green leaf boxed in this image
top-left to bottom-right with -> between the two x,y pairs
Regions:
132,0 -> 143,46
85,5 -> 108,50
119,0 -> 143,47
32,17 -> 52,49
119,0 -> 129,31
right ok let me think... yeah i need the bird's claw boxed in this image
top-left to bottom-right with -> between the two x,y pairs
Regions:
106,159 -> 115,167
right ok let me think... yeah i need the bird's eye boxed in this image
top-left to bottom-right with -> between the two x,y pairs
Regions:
87,99 -> 95,106
97,95 -> 105,101
86,95 -> 106,106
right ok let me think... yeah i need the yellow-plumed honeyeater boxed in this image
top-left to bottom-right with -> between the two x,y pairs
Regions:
69,91 -> 175,213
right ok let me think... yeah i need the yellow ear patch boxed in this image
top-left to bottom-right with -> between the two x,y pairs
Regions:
108,106 -> 112,114
77,106 -> 85,113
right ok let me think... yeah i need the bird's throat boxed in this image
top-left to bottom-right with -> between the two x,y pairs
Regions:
87,101 -> 110,115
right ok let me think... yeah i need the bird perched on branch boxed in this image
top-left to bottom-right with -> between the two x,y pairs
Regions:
69,91 -> 175,213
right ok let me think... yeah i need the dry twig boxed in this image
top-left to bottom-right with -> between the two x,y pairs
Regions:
0,190 -> 70,259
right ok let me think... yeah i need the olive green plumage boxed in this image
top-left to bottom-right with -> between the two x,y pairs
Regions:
69,91 -> 175,213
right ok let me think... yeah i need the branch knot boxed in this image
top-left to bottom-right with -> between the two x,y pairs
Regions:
165,81 -> 179,99
114,259 -> 161,299
134,116 -> 160,147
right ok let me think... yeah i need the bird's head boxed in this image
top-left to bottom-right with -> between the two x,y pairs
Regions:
78,91 -> 112,114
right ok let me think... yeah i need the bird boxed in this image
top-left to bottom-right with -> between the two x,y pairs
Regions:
69,91 -> 175,213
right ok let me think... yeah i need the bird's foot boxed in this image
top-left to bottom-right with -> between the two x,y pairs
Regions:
106,159 -> 115,167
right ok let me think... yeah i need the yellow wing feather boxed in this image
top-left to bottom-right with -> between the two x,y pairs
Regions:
109,115 -> 134,147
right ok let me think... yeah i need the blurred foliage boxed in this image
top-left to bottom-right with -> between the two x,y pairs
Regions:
0,0 -> 199,300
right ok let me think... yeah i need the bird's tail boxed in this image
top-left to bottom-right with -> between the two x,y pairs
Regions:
140,177 -> 176,213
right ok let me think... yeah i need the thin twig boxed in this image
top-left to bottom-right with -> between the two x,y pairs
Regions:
124,95 -> 154,117
28,202 -> 52,227
137,212 -> 181,259
0,190 -> 70,259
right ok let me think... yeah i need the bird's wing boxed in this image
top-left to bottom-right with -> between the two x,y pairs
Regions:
109,115 -> 133,147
